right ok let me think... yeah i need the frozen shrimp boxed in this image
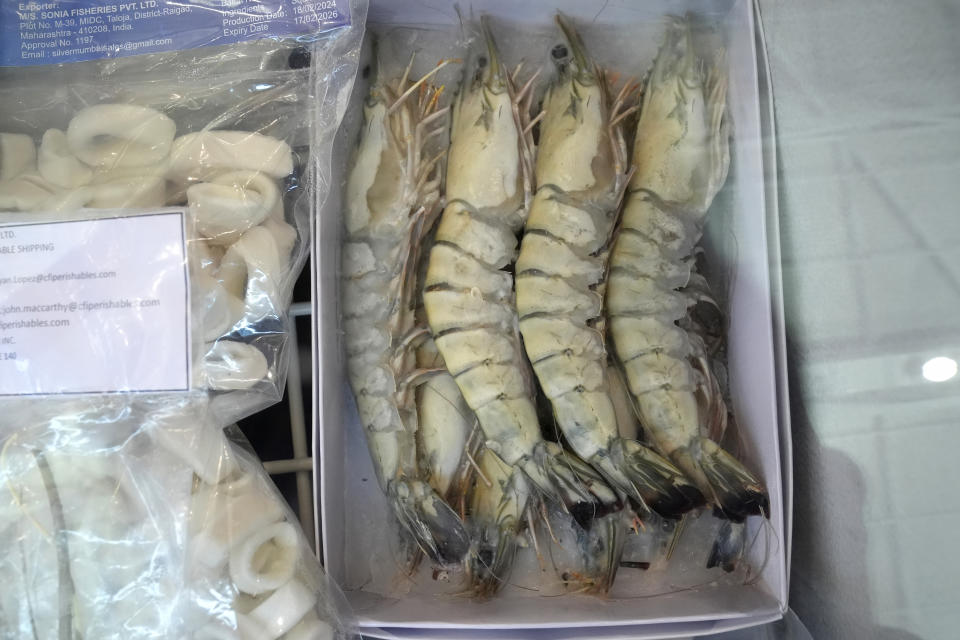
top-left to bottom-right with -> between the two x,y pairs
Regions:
423,17 -> 615,585
515,15 -> 705,522
607,18 -> 768,522
342,59 -> 470,564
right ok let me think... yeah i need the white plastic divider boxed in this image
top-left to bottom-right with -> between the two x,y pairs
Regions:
262,300 -> 316,548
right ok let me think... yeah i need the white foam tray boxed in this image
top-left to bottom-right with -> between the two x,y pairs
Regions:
313,0 -> 792,637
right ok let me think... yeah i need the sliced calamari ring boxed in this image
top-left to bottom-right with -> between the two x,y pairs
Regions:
0,132 -> 36,182
285,618 -> 334,640
66,104 -> 176,168
244,579 -> 316,639
168,130 -> 294,181
188,171 -> 279,245
90,175 -> 166,208
189,476 -> 284,569
229,521 -> 299,595
195,272 -> 246,341
201,340 -> 269,390
38,128 -> 93,188
0,174 -> 54,211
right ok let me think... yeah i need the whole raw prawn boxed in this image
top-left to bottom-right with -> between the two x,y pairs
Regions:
423,17 -> 615,589
515,15 -> 705,524
341,58 -> 471,564
607,18 -> 768,522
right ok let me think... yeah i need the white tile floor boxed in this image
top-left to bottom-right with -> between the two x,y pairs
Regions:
760,0 -> 960,637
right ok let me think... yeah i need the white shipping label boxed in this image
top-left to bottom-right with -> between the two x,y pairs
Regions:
0,212 -> 190,395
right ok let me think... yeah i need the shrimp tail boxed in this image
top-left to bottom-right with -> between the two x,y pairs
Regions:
535,444 -> 621,529
613,440 -> 706,519
690,437 -> 769,522
578,510 -> 627,594
466,523 -> 520,600
706,519 -> 745,573
391,479 -> 472,565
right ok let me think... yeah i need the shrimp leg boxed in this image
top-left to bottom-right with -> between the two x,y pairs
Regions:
343,59 -> 470,565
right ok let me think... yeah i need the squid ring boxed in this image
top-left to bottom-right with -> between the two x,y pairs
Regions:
200,340 -> 269,390
262,216 -> 298,265
189,476 -> 284,570
285,619 -> 335,640
46,186 -> 96,212
228,521 -> 299,596
66,104 -> 176,168
221,226 -> 284,320
0,174 -> 55,211
195,273 -> 246,342
0,133 -> 37,182
150,414 -> 238,486
188,171 -> 280,245
90,175 -> 167,209
168,130 -> 294,181
245,578 -> 316,640
38,129 -> 93,188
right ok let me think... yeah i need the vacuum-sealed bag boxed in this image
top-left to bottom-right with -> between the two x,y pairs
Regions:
0,0 -> 367,421
0,397 -> 354,639
0,1 -> 369,638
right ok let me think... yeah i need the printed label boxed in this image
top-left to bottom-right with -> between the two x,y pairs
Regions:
1,0 -> 350,67
0,212 -> 190,396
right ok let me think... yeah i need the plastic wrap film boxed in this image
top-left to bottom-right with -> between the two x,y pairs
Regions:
0,1 -> 369,638
0,397 -> 356,639
0,0 -> 368,421
324,0 -> 788,634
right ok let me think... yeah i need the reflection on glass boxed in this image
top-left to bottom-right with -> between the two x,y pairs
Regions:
921,356 -> 957,382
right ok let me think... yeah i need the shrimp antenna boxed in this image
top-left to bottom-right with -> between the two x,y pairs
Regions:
398,51 -> 417,93
388,59 -> 455,115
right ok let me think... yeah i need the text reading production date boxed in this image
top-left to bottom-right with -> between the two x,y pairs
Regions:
292,0 -> 338,21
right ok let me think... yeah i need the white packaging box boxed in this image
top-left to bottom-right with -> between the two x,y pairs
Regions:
313,0 -> 792,637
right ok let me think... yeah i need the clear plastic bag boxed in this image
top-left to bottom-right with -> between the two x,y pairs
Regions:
0,0 -> 367,419
0,396 -> 355,639
0,1 -> 369,638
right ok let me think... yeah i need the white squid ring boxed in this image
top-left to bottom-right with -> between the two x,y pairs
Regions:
168,131 -> 294,181
190,239 -> 225,278
285,619 -> 335,640
221,225 -> 285,320
46,186 -> 96,212
195,272 -> 246,342
90,175 -> 167,208
149,413 -> 238,486
216,246 -> 249,300
262,216 -> 297,264
38,129 -> 93,188
66,104 -> 176,168
189,477 -> 284,570
228,521 -> 299,596
188,171 -> 280,245
245,579 -> 316,640
0,133 -> 37,182
0,173 -> 55,211
200,340 -> 269,390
